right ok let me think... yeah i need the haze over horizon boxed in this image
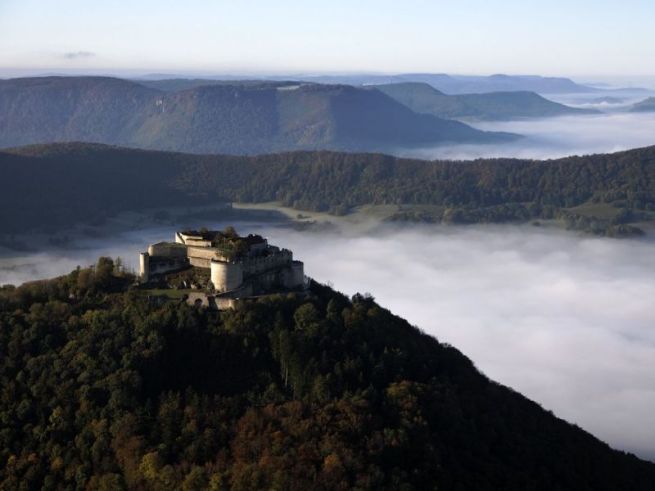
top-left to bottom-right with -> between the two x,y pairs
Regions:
2,0 -> 655,84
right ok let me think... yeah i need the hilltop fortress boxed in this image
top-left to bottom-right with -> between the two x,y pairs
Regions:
139,228 -> 305,306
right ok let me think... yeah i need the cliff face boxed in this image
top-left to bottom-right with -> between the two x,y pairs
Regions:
0,265 -> 654,490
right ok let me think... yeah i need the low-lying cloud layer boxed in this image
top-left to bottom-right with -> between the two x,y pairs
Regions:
273,225 -> 655,461
1,223 -> 654,461
402,111 -> 655,161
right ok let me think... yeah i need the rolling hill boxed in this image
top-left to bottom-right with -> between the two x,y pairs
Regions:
0,77 -> 513,154
370,82 -> 595,120
1,142 -> 654,237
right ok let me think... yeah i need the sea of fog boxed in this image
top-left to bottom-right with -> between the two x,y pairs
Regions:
402,106 -> 655,161
1,221 -> 654,461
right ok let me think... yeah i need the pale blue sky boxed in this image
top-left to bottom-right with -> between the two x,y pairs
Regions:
1,0 -> 653,78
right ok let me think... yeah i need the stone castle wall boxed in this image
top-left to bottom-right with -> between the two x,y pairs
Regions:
289,261 -> 305,287
186,246 -> 220,261
189,256 -> 211,269
241,250 -> 292,275
139,253 -> 149,282
140,233 -> 305,296
175,232 -> 212,248
148,242 -> 187,258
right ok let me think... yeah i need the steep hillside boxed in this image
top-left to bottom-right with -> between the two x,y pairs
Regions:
133,83 -> 507,154
0,77 -> 156,147
2,143 -> 655,236
0,77 -> 511,154
372,82 -> 596,120
1,262 -> 654,489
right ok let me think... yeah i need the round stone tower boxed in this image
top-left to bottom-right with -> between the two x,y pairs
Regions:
139,252 -> 150,282
210,260 -> 243,293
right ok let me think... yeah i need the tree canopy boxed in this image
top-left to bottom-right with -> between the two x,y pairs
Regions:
1,259 -> 654,489
1,143 -> 654,236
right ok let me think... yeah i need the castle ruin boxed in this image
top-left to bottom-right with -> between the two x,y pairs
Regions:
139,229 -> 305,306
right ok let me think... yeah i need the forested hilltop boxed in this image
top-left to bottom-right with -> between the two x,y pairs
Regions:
1,143 -> 655,236
0,77 -> 510,154
1,259 -> 654,489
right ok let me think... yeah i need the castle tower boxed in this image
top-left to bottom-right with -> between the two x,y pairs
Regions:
139,252 -> 150,282
210,260 -> 243,293
291,261 -> 305,287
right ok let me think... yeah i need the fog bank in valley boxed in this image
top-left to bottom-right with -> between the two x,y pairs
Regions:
402,111 -> 655,161
1,223 -> 654,461
274,225 -> 655,461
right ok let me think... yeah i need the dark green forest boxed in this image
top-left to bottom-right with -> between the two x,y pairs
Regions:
1,258 -> 654,490
2,143 -> 655,237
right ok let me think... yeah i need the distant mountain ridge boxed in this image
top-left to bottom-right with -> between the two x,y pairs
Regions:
0,76 -> 513,154
136,79 -> 594,121
630,97 -> 655,112
145,72 -> 641,95
302,73 -> 599,94
370,82 -> 595,120
137,73 -> 601,94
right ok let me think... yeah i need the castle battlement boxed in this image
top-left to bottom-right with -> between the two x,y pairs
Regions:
139,228 -> 305,298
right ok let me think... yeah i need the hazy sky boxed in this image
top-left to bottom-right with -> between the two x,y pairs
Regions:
1,0 -> 654,78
